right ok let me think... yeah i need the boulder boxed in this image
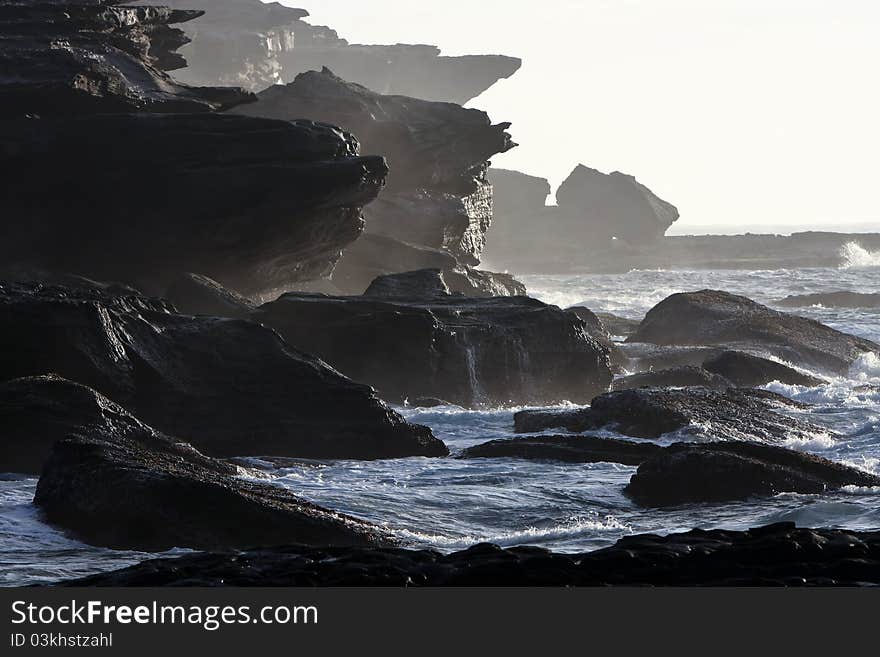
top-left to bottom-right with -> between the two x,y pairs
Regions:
0,0 -> 251,118
596,313 -> 642,339
252,292 -> 613,408
628,290 -> 879,375
611,367 -> 733,391
626,442 -> 880,507
19,378 -> 387,550
364,268 -> 526,300
0,114 -> 387,299
777,291 -> 880,309
134,0 -> 521,102
461,435 -> 663,466
0,282 -> 446,460
514,387 -> 828,443
703,351 -> 825,388
59,524 -> 880,587
364,269 -> 451,299
233,68 -> 516,292
567,307 -> 627,372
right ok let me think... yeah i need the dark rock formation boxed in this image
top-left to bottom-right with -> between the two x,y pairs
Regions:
777,291 -> 880,309
0,0 -> 251,118
133,0 -> 521,102
626,442 -> 880,507
480,166 -> 679,272
461,435 -> 663,466
514,387 -> 827,443
611,367 -> 733,391
234,68 -> 517,294
252,292 -> 613,408
364,268 -> 526,300
17,378 -> 386,550
555,166 -> 680,244
596,313 -> 642,339
164,273 -> 255,317
618,343 -> 727,372
59,524 -> 880,587
703,351 -> 825,388
628,290 -> 878,375
567,307 -> 627,372
0,113 -> 387,299
0,282 -> 445,460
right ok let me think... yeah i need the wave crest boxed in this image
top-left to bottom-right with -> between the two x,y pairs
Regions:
840,242 -> 880,269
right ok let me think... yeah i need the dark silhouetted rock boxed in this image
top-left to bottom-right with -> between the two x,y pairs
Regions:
568,306 -> 627,372
137,0 -> 521,102
555,165 -> 680,244
365,270 -> 451,299
60,524 -> 880,586
252,292 -> 612,408
19,378 -> 387,550
0,282 -> 445,460
611,367 -> 733,391
629,290 -> 879,375
0,0 -> 251,118
626,442 -> 880,507
515,387 -> 827,443
777,291 -> 880,309
164,273 -> 255,317
618,343 -> 727,372
461,435 -> 663,466
703,351 -> 825,388
481,166 -> 679,272
234,68 -> 516,292
0,114 -> 387,299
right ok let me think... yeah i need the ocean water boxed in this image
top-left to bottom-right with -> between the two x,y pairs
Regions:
2,244 -> 879,586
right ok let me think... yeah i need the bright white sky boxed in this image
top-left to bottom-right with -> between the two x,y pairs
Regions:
277,0 -> 880,234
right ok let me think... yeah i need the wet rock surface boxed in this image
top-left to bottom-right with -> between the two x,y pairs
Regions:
514,387 -> 826,442
777,291 -> 880,309
253,292 -> 612,408
596,313 -> 642,339
21,378 -> 387,551
0,114 -> 387,299
58,524 -> 880,586
234,68 -> 516,293
137,0 -> 521,102
0,282 -> 445,460
611,367 -> 733,391
702,351 -> 825,388
626,442 -> 880,507
0,0 -> 251,117
628,290 -> 879,375
461,435 -> 662,466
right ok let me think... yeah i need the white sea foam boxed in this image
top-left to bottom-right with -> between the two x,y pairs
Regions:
840,242 -> 880,269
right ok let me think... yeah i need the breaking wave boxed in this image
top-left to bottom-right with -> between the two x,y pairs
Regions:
840,242 -> 880,269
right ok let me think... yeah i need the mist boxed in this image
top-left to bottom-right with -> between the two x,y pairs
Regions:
290,0 -> 880,234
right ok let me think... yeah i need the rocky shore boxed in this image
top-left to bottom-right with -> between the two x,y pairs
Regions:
2,0 -> 879,588
60,524 -> 880,587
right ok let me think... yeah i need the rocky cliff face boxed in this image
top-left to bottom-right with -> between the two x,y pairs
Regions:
0,2 -> 388,300
235,68 -> 520,294
482,166 -> 680,273
132,0 -> 521,102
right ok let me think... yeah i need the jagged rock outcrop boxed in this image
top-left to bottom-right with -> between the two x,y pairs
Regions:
611,367 -> 733,392
163,273 -> 255,318
702,351 -> 825,388
567,307 -> 627,372
461,435 -> 663,466
480,166 -> 679,273
252,292 -> 613,408
626,442 -> 880,507
0,282 -> 446,459
628,290 -> 879,375
16,377 -> 387,550
234,68 -> 518,294
60,524 -> 880,587
514,387 -> 828,443
0,113 -> 387,299
0,0 -> 250,117
132,0 -> 521,102
777,291 -> 880,309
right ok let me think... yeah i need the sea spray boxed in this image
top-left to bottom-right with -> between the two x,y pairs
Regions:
840,242 -> 880,269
